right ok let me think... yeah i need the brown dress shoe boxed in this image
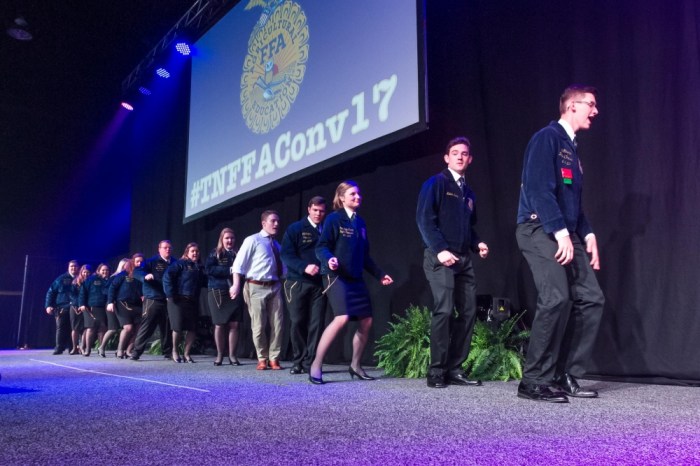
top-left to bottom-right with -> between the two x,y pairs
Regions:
256,360 -> 268,370
269,360 -> 282,370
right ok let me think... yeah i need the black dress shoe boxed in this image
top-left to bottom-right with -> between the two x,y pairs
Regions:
52,349 -> 63,355
447,373 -> 482,386
517,382 -> 569,403
553,374 -> 598,398
290,366 -> 306,375
129,354 -> 140,361
427,376 -> 447,388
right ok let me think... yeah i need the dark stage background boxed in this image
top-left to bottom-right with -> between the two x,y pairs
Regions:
2,0 -> 698,383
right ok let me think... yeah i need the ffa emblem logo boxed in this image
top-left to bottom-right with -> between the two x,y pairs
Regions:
240,0 -> 309,134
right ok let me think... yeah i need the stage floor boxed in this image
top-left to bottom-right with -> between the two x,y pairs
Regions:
1,349 -> 698,465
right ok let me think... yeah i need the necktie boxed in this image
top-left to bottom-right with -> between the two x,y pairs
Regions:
573,137 -> 578,149
458,176 -> 467,197
270,237 -> 282,278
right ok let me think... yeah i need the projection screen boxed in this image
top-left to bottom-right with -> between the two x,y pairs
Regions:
184,0 -> 426,222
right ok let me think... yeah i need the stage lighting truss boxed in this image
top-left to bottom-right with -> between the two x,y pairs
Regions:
121,0 -> 231,96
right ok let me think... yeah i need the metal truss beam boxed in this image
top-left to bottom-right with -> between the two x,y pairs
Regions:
121,0 -> 236,95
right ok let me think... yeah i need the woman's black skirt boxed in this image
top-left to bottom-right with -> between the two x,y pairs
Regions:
323,275 -> 372,319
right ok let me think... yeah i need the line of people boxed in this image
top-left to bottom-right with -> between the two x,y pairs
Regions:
45,85 -> 605,400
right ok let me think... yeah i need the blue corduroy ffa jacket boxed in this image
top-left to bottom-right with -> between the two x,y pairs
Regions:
316,209 -> 383,281
517,121 -> 592,239
416,169 -> 481,256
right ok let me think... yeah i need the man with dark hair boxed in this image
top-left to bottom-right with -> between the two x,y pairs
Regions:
281,196 -> 328,375
231,210 -> 286,370
417,136 -> 489,389
131,240 -> 175,360
45,260 -> 79,354
516,84 -> 605,403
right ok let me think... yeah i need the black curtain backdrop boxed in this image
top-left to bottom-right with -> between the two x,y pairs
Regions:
126,0 -> 700,383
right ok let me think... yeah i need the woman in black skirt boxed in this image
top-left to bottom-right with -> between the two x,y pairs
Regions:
69,265 -> 91,354
310,181 -> 393,384
107,259 -> 142,358
79,263 -> 110,356
163,242 -> 205,363
205,228 -> 244,366
99,258 -> 129,357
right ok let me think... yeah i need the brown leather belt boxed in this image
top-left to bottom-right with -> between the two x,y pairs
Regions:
247,279 -> 277,286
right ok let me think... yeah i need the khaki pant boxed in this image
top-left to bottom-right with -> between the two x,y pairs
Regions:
243,282 -> 284,361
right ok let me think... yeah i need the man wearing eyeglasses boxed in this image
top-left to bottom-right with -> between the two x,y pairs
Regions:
515,84 -> 605,403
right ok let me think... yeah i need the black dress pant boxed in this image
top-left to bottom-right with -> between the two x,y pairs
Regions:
423,249 -> 477,378
516,221 -> 604,385
284,280 -> 326,369
132,298 -> 172,355
54,306 -> 71,351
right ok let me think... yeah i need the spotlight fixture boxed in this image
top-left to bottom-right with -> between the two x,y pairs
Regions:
138,87 -> 152,96
121,102 -> 134,111
6,16 -> 32,41
175,42 -> 191,56
155,68 -> 171,78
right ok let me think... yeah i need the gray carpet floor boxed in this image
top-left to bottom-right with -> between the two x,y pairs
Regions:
0,349 -> 698,465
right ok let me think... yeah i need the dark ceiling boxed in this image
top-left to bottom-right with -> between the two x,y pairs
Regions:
0,1 -> 194,232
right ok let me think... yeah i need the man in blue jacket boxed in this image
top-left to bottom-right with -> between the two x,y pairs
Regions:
516,84 -> 605,403
130,240 -> 175,360
417,136 -> 489,389
45,260 -> 79,354
281,196 -> 327,375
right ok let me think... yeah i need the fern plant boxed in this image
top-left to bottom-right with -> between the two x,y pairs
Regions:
462,312 -> 530,381
375,305 -> 431,378
375,305 -> 530,381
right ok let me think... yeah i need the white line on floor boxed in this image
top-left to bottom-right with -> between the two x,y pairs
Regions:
30,359 -> 210,392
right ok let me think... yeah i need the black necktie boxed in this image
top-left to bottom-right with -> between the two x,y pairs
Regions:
458,176 -> 467,197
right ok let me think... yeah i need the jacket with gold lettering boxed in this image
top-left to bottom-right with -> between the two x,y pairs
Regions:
517,121 -> 592,238
316,209 -> 383,281
416,168 -> 481,256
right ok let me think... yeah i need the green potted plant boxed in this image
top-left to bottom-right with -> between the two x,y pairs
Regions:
375,305 -> 529,381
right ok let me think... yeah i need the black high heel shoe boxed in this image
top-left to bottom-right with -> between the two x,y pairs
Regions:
349,367 -> 375,381
308,374 -> 325,385
228,357 -> 241,366
184,356 -> 195,363
214,357 -> 223,366
98,348 -> 106,358
116,351 -> 126,359
172,353 -> 182,363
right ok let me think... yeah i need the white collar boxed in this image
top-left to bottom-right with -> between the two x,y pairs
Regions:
307,216 -> 319,228
558,118 -> 576,141
447,167 -> 464,182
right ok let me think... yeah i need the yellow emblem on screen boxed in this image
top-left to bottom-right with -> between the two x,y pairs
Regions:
241,0 -> 309,134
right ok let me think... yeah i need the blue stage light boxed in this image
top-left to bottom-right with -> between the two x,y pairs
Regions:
121,102 -> 134,111
156,68 -> 171,78
139,87 -> 152,95
175,42 -> 191,56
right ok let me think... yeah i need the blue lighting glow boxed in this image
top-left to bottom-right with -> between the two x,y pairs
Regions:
156,68 -> 170,78
139,87 -> 152,95
121,102 -> 134,111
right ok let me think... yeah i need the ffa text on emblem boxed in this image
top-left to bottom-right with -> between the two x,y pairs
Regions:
240,0 -> 309,134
